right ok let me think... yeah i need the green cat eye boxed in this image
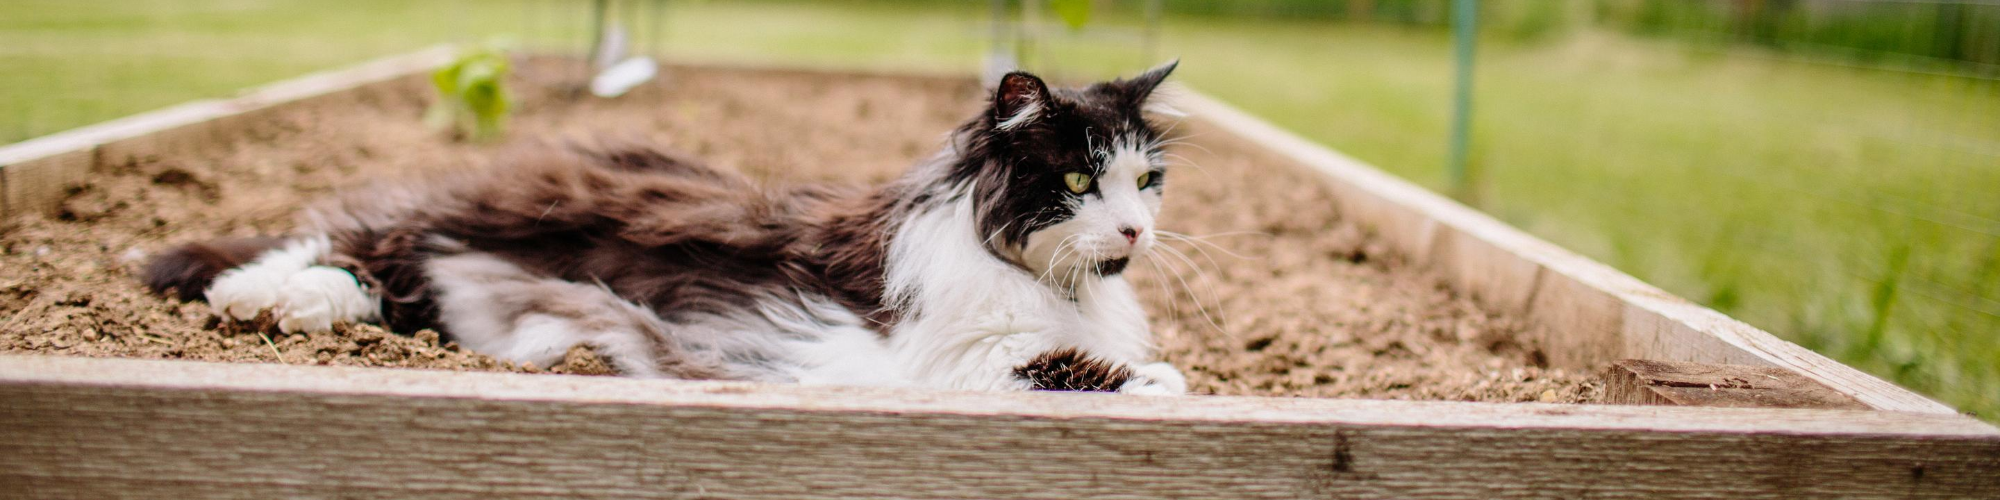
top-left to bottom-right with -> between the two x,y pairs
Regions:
1136,172 -> 1152,189
1064,172 -> 1092,194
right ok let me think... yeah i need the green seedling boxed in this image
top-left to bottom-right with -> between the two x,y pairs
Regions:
426,46 -> 512,142
1050,0 -> 1091,30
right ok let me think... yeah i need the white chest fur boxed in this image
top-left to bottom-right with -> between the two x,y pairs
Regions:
882,195 -> 1156,391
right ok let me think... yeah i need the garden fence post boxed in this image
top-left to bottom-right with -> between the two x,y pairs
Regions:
1448,0 -> 1477,200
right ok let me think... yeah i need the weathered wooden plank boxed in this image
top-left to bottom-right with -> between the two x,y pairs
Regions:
0,355 -> 1995,499
1426,225 -> 1542,314
1621,304 -> 1773,368
87,100 -> 246,168
0,143 -> 93,218
0,45 -> 455,219
1614,297 -> 1949,414
1174,91 -> 1961,416
96,46 -> 456,167
1522,270 -> 1628,369
1603,359 -> 1870,410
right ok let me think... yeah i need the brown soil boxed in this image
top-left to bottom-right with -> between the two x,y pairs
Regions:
0,61 -> 1600,402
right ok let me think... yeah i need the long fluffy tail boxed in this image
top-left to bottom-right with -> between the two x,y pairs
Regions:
141,237 -> 287,301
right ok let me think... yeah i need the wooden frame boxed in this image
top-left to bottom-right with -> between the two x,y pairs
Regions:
1173,94 -> 1962,416
2,49 -> 1995,498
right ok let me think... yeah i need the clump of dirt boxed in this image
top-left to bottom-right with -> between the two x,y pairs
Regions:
0,59 -> 1598,402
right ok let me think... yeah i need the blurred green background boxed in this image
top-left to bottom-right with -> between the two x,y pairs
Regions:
3,0 -> 1995,419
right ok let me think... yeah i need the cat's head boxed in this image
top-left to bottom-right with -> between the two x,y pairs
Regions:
955,61 -> 1181,288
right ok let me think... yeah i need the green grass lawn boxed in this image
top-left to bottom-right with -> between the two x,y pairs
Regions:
4,0 -> 1995,418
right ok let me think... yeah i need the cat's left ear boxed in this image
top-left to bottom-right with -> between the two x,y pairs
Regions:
993,71 -> 1051,131
1120,59 -> 1184,118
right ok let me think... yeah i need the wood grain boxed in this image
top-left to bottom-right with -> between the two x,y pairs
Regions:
1176,91 -> 1960,416
1,355 -> 1996,499
0,145 -> 92,218
1603,359 -> 1870,410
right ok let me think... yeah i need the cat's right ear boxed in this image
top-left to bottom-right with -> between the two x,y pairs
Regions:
992,71 -> 1049,131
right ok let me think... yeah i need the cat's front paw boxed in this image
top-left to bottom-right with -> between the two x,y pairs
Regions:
1118,361 -> 1187,396
208,261 -> 378,334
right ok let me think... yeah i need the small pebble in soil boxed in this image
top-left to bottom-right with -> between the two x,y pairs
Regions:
118,248 -> 147,264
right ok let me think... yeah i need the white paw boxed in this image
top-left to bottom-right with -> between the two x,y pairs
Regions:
204,238 -> 378,333
206,263 -> 289,321
274,267 -> 380,333
1119,361 -> 1188,396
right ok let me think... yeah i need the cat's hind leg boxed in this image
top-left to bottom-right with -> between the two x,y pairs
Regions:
179,236 -> 383,333
424,252 -> 683,378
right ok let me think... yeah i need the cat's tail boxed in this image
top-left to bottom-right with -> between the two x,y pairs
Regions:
141,236 -> 289,301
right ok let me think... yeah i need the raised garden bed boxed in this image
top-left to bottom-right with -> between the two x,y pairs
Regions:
1,48 -> 1995,497
0,51 -> 1588,402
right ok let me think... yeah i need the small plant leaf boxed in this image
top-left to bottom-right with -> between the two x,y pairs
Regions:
431,63 -> 462,99
1050,0 -> 1092,31
425,44 -> 513,142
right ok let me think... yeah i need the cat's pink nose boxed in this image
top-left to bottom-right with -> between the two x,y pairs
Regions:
1119,227 -> 1140,245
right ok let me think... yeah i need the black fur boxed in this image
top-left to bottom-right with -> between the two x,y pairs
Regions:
954,63 -> 1178,258
1013,347 -> 1135,391
1095,257 -> 1131,276
141,237 -> 286,301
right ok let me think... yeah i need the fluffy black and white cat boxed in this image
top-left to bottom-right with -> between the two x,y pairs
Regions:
145,63 -> 1188,395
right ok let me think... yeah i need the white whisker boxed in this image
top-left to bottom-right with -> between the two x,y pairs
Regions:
1153,243 -> 1227,334
1157,230 -> 1258,261
1142,257 -> 1183,324
1037,234 -> 1083,284
1158,234 -> 1230,278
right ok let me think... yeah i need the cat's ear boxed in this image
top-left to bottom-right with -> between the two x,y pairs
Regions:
1123,59 -> 1178,100
992,71 -> 1050,131
1121,59 -> 1184,118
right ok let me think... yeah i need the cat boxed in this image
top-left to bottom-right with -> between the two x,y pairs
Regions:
144,62 -> 1189,395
